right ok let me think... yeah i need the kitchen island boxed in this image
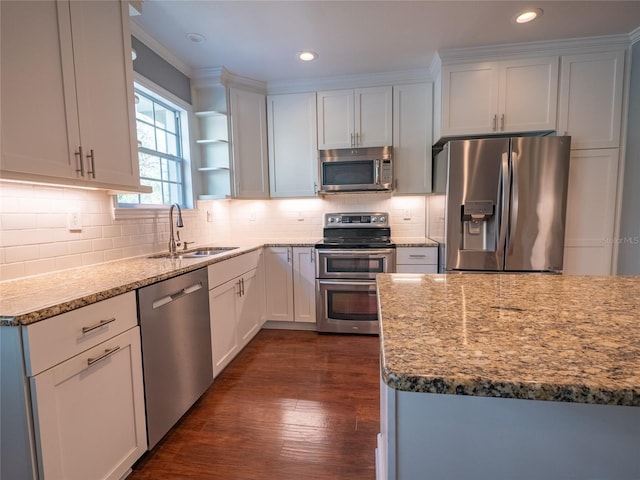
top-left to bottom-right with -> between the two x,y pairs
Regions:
376,273 -> 640,480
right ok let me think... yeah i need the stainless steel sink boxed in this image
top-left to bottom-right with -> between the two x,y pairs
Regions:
148,246 -> 238,259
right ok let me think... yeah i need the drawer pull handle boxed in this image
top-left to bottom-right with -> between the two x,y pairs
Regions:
82,317 -> 116,334
87,346 -> 120,366
408,254 -> 427,258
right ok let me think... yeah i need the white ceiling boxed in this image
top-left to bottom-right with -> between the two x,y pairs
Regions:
131,1 -> 640,84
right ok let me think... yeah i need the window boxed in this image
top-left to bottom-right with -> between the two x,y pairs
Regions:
117,81 -> 192,208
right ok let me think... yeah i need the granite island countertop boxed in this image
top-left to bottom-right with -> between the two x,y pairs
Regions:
0,239 -> 319,326
377,273 -> 640,406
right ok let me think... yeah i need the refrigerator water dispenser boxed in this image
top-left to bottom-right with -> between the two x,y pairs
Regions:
461,201 -> 495,251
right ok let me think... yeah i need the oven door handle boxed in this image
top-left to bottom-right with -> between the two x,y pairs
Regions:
317,279 -> 377,286
316,249 -> 395,256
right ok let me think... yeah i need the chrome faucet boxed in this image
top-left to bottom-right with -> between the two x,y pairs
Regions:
168,203 -> 184,254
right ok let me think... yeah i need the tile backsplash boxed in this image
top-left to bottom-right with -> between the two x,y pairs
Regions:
0,181 -> 431,281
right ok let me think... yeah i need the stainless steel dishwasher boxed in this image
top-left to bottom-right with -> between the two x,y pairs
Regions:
138,267 -> 213,449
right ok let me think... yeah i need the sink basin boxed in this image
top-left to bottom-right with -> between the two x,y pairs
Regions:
148,246 -> 238,259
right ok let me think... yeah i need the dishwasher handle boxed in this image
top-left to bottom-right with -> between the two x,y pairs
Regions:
152,282 -> 204,309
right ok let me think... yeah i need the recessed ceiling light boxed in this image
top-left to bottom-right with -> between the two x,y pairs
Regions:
514,8 -> 543,24
186,32 -> 206,44
297,51 -> 318,62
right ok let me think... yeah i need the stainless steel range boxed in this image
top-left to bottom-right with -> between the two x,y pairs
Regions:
315,212 -> 395,334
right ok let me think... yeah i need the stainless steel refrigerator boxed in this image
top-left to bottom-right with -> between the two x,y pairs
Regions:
433,136 -> 571,273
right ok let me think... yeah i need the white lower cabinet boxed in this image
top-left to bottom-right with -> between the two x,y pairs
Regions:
31,327 -> 146,480
208,249 -> 266,377
2,292 -> 147,480
395,247 -> 438,274
264,246 -> 316,324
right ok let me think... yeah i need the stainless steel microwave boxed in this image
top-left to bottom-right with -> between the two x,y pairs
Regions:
319,146 -> 393,193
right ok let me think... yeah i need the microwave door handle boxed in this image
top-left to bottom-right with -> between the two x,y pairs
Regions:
375,159 -> 381,185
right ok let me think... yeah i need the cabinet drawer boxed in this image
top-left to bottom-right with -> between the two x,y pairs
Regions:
23,292 -> 137,376
208,248 -> 262,289
396,247 -> 438,265
396,264 -> 438,274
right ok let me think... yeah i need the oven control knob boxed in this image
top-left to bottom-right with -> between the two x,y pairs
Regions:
371,216 -> 378,222
379,216 -> 386,223
328,217 -> 334,223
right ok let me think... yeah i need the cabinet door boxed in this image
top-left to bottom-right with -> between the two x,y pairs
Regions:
229,88 -> 269,198
237,268 -> 262,347
209,278 -> 240,377
393,83 -> 433,194
264,247 -> 294,321
557,51 -> 625,149
440,62 -> 500,136
267,92 -> 318,197
355,86 -> 393,147
292,247 -> 316,323
563,149 -> 619,275
499,57 -> 558,133
1,0 -> 77,180
70,0 -> 138,188
317,89 -> 354,149
30,327 -> 146,480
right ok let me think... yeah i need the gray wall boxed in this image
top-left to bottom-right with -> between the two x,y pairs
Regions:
131,36 -> 191,104
618,41 -> 640,274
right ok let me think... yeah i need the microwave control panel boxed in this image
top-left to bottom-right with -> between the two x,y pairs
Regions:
380,159 -> 393,185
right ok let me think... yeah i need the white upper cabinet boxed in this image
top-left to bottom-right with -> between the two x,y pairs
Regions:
267,92 -> 318,197
317,86 -> 393,149
393,83 -> 433,194
437,57 -> 559,138
557,50 -> 625,150
229,87 -> 270,198
1,0 -> 140,190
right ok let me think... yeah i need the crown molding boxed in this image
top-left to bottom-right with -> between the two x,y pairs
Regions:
193,67 -> 267,93
266,68 -> 433,95
437,34 -> 632,66
129,21 -> 193,78
631,26 -> 640,45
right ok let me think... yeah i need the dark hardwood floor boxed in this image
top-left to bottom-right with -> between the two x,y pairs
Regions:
128,329 -> 381,480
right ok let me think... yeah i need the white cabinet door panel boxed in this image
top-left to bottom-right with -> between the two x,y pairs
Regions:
209,277 -> 240,377
31,327 -> 146,480
441,62 -> 499,136
292,247 -> 316,323
356,86 -> 393,147
267,92 -> 318,197
499,57 -> 558,132
563,149 -> 619,275
558,51 -> 625,150
264,247 -> 294,321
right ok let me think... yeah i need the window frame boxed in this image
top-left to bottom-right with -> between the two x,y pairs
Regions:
114,73 -> 196,218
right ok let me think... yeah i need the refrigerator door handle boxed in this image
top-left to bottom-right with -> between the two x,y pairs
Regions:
508,151 -> 520,255
497,151 -> 511,258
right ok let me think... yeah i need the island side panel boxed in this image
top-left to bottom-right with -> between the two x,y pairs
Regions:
385,384 -> 640,480
0,327 -> 38,479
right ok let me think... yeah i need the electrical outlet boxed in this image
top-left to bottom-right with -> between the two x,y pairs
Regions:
67,211 -> 82,231
403,209 -> 411,220
206,210 -> 213,222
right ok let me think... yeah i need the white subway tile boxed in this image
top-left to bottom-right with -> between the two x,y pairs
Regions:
68,240 -> 93,255
92,238 -> 113,251
1,214 -> 38,230
55,255 -> 83,271
39,242 -> 69,258
4,245 -> 40,262
0,262 -> 26,282
24,258 -> 57,277
82,251 -> 105,265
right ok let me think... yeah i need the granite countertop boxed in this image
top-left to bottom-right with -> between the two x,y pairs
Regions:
377,273 -> 640,406
0,239 -> 319,326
